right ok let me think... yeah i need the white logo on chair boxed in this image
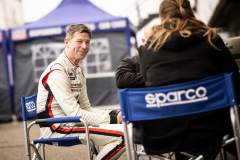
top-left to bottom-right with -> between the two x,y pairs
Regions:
145,86 -> 208,108
26,101 -> 36,112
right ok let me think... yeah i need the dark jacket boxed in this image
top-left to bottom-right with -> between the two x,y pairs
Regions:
115,55 -> 145,89
115,55 -> 145,144
138,31 -> 240,159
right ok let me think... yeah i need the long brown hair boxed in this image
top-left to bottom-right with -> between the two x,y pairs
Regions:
149,0 -> 220,51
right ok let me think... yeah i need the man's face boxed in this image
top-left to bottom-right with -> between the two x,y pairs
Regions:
65,32 -> 90,61
142,38 -> 146,45
142,27 -> 152,45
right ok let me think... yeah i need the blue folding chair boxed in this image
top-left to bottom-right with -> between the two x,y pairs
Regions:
118,73 -> 240,160
21,94 -> 98,160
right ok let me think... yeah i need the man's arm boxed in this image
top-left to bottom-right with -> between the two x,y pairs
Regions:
46,70 -> 118,125
77,78 -> 120,118
115,55 -> 145,89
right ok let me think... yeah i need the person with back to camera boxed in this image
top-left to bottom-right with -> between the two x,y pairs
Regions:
138,0 -> 240,159
37,24 -> 125,160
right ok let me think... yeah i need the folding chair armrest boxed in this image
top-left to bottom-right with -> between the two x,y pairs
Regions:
35,119 -> 48,124
46,116 -> 81,124
35,116 -> 81,125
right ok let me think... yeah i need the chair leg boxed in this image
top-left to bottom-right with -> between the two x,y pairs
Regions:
32,137 -> 44,160
90,139 -> 98,156
223,149 -> 228,160
123,121 -> 132,160
195,155 -> 204,160
85,130 -> 91,160
41,144 -> 45,160
180,152 -> 197,159
167,152 -> 174,159
80,119 -> 91,160
128,123 -> 137,160
133,143 -> 139,160
219,149 -> 224,160
23,121 -> 31,160
230,107 -> 240,160
29,143 -> 43,160
32,143 -> 41,160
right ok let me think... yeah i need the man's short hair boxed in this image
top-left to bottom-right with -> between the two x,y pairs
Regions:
65,24 -> 92,41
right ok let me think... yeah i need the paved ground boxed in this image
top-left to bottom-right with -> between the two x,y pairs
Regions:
0,120 -> 128,160
0,119 -> 158,160
0,118 -> 236,160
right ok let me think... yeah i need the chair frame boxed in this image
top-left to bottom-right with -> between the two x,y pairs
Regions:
23,118 -> 92,160
119,73 -> 240,160
21,95 -> 97,160
123,106 -> 240,160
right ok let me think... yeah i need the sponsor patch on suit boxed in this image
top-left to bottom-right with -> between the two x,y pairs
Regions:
69,77 -> 75,80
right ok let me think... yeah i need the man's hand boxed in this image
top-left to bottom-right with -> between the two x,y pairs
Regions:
117,111 -> 121,117
117,111 -> 122,124
117,112 -> 129,124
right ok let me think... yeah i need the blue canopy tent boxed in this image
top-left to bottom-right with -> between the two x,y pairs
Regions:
9,0 -> 136,119
0,28 -> 12,122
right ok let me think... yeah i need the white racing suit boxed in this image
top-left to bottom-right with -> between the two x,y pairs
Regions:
37,51 -> 125,160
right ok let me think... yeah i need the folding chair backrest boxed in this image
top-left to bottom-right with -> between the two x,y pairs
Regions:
118,73 -> 237,122
21,94 -> 38,121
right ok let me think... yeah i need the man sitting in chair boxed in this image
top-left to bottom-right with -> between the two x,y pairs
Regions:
115,26 -> 152,147
37,24 -> 125,160
115,26 -> 152,89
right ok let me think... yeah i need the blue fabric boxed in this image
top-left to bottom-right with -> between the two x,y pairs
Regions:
21,94 -> 81,122
21,94 -> 38,121
0,29 -> 13,122
33,137 -> 82,146
118,73 -> 237,122
13,0 -> 124,30
0,28 -> 4,44
47,116 -> 80,123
